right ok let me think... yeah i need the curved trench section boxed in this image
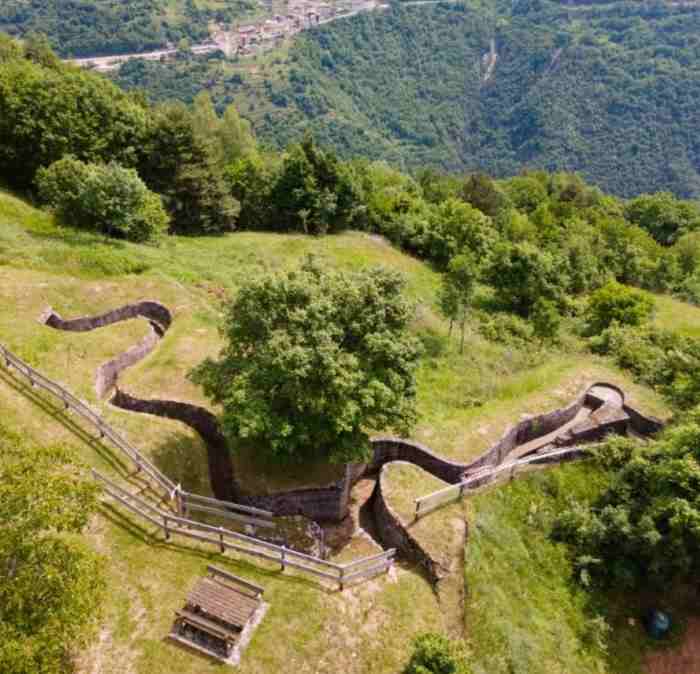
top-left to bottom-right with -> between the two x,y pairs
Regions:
40,301 -> 665,575
41,302 -> 237,501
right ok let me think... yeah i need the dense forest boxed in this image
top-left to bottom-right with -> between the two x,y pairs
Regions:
115,0 -> 700,198
0,0 -> 254,57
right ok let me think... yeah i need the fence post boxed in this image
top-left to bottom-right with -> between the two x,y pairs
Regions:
172,485 -> 182,516
280,546 -> 286,572
219,527 -> 225,553
414,500 -> 421,521
163,515 -> 170,541
339,566 -> 345,592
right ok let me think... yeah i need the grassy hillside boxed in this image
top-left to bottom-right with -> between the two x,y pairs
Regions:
115,0 -> 700,197
0,189 -> 689,673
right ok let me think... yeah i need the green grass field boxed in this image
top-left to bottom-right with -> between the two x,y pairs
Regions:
0,189 -> 687,674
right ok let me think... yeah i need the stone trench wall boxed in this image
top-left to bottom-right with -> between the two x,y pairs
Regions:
97,327 -> 160,398
42,301 -> 173,400
38,301 -> 665,538
371,462 -> 443,584
42,301 -> 172,333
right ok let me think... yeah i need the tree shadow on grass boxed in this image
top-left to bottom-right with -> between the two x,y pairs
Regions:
0,366 -> 131,477
26,215 -> 129,250
98,502 -> 332,594
150,430 -> 212,496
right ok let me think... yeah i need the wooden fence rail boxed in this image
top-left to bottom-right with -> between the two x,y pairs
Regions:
0,344 -> 395,588
93,470 -> 394,589
414,446 -> 588,519
0,343 -> 273,527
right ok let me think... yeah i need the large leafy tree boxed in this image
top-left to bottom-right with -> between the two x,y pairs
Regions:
0,50 -> 148,189
438,252 -> 478,352
268,136 -> 362,234
191,259 -> 421,463
625,192 -> 700,246
425,198 -> 496,269
138,102 -> 239,234
486,241 -> 568,317
583,280 -> 654,336
0,425 -> 105,673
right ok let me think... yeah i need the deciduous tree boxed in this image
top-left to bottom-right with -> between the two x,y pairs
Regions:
191,258 -> 421,463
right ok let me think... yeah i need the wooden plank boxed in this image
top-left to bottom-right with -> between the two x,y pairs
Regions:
187,577 -> 258,628
167,632 -> 228,662
221,540 -> 282,565
343,561 -> 393,583
282,548 -> 342,571
175,610 -> 235,640
183,492 -> 272,518
207,566 -> 265,595
341,549 -> 395,572
103,485 -> 163,520
184,502 -> 275,529
280,558 -> 340,581
106,490 -> 164,529
95,472 -> 166,519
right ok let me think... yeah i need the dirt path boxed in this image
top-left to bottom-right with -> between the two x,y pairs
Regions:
645,618 -> 700,674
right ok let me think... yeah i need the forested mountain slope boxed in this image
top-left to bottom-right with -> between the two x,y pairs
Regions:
114,0 -> 700,198
241,0 -> 700,198
0,0 -> 253,56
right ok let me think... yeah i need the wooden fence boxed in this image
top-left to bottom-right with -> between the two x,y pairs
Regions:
0,343 -> 395,588
0,344 -> 271,528
414,446 -> 587,519
93,470 -> 394,590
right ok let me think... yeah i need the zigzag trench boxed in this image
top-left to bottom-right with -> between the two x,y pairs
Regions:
40,301 -> 664,576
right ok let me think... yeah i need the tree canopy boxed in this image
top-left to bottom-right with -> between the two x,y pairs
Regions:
37,156 -> 169,242
553,415 -> 700,590
0,425 -> 105,674
191,258 -> 421,463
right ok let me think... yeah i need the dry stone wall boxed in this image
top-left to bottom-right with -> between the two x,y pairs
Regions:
39,300 -> 665,540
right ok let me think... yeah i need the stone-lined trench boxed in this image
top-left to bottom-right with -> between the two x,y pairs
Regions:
40,300 -> 665,579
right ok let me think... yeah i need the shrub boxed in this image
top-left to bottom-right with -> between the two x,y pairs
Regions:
624,192 -> 700,245
423,198 -> 497,269
404,633 -> 471,674
590,324 -> 700,410
36,157 -> 169,242
531,297 -> 561,342
477,311 -> 533,345
486,241 -> 568,317
583,281 -> 654,335
552,413 -> 700,590
0,54 -> 148,189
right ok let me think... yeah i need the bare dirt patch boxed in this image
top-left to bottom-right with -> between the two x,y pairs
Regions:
644,617 -> 700,674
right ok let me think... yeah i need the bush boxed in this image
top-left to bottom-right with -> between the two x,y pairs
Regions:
0,54 -> 148,189
590,324 -> 700,410
36,157 -> 169,242
476,311 -> 533,345
486,241 -> 568,317
404,633 -> 471,674
583,281 -> 654,335
552,413 -> 700,590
